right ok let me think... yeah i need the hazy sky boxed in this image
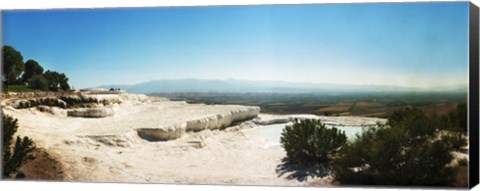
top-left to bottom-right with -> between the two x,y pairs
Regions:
2,2 -> 469,89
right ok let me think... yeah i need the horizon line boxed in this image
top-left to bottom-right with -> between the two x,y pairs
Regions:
91,77 -> 468,90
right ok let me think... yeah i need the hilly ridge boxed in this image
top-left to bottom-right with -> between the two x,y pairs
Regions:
98,78 -> 468,94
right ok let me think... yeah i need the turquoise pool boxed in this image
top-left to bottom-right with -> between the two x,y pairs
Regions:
243,123 -> 369,148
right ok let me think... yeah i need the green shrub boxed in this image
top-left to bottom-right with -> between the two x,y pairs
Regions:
280,118 -> 347,166
333,108 -> 456,186
457,158 -> 468,166
441,132 -> 467,150
2,114 -> 36,178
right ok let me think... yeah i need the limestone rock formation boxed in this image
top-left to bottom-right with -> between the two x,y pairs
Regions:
67,108 -> 115,118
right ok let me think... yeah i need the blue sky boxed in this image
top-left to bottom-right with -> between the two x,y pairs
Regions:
2,2 -> 469,89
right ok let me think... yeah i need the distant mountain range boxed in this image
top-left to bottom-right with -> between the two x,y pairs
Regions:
98,78 -> 468,94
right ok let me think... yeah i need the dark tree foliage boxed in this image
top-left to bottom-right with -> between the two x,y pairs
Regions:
447,103 -> 467,133
281,119 -> 347,166
333,108 -> 458,186
26,75 -> 49,90
22,59 -> 44,83
2,45 -> 71,92
2,45 -> 25,86
43,70 -> 70,91
441,132 -> 467,150
2,114 -> 36,178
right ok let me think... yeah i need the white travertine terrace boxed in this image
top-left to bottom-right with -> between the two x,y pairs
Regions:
0,92 -> 386,185
67,108 -> 115,118
254,114 -> 386,126
3,92 -> 260,142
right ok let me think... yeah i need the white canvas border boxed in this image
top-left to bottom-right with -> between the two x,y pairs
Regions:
0,0 -> 478,191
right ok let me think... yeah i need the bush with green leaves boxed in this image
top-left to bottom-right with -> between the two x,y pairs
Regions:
26,75 -> 49,91
2,114 -> 36,178
280,118 -> 347,166
441,131 -> 468,150
333,108 -> 459,186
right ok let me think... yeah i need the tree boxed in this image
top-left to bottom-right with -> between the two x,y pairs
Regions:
26,75 -> 48,90
280,119 -> 347,166
447,103 -> 467,133
43,70 -> 70,91
22,59 -> 44,83
59,74 -> 71,91
2,114 -> 36,178
333,108 -> 458,186
2,45 -> 25,86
